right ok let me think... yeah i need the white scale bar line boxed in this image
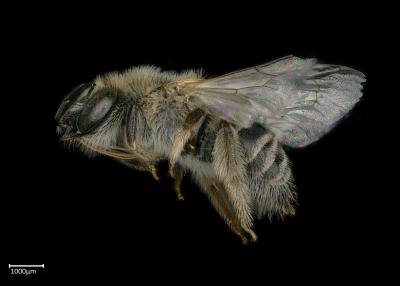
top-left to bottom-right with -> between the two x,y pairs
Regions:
9,264 -> 44,268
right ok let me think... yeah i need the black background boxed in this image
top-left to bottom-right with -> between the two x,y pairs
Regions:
3,3 -> 391,282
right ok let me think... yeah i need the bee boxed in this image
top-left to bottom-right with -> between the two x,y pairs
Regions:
56,55 -> 365,244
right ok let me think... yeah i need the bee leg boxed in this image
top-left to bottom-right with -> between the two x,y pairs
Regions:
169,108 -> 205,177
201,180 -> 256,244
213,183 -> 257,243
119,159 -> 160,182
149,164 -> 160,181
172,164 -> 185,201
212,123 -> 256,242
242,226 -> 258,243
210,184 -> 249,244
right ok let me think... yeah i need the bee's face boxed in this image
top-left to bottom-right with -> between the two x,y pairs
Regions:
56,82 -> 132,155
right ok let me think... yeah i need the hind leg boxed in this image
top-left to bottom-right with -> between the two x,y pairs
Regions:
196,176 -> 257,244
212,123 -> 256,241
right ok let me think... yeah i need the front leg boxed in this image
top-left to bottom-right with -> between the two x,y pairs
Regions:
118,159 -> 160,181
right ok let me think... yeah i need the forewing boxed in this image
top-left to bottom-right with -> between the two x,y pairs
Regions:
182,55 -> 366,147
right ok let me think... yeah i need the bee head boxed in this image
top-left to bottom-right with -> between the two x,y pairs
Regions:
56,81 -> 132,157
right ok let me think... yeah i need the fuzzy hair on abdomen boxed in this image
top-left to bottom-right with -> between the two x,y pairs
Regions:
179,115 -> 297,220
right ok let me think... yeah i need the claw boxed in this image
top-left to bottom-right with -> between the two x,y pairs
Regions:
174,187 -> 185,201
172,164 -> 184,201
239,233 -> 249,245
149,165 -> 160,181
243,227 -> 258,243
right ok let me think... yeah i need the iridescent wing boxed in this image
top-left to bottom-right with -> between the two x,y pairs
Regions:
180,55 -> 366,147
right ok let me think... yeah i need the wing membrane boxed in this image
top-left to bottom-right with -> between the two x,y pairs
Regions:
181,56 -> 365,147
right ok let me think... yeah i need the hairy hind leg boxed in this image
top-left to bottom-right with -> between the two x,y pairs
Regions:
196,177 -> 257,244
212,122 -> 255,235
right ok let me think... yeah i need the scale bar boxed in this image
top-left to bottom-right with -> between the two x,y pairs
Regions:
9,264 -> 44,268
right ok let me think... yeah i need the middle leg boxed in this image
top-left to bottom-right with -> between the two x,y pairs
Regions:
169,108 -> 205,177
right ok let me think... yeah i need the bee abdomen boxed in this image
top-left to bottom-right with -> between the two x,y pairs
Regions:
239,123 -> 297,219
264,148 -> 291,185
239,123 -> 276,167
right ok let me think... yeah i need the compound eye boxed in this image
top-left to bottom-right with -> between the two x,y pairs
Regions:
77,90 -> 117,133
55,82 -> 95,121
